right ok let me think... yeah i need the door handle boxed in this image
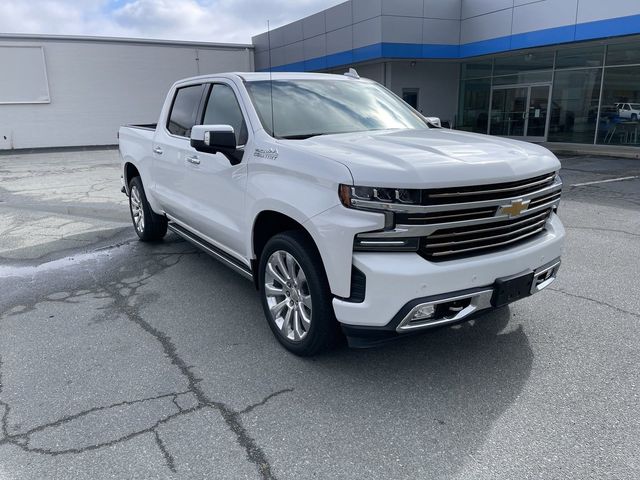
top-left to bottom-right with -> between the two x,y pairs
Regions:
153,146 -> 163,155
186,155 -> 200,165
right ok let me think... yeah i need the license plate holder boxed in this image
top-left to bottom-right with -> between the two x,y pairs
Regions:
491,271 -> 534,307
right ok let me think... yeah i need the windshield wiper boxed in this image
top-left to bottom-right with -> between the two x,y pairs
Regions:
278,133 -> 329,140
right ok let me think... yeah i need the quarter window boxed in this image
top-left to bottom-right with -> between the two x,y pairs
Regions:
202,84 -> 248,145
167,84 -> 205,137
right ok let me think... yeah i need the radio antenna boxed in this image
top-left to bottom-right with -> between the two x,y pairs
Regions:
267,20 -> 275,137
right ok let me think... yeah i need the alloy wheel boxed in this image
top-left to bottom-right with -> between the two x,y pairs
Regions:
264,250 -> 312,342
130,185 -> 145,233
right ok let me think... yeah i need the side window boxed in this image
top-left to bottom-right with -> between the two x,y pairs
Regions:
202,84 -> 248,145
167,84 -> 205,137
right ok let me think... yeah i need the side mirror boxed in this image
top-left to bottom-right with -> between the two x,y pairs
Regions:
423,116 -> 442,127
190,125 -> 236,154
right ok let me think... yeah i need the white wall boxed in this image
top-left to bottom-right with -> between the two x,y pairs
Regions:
0,37 -> 253,150
388,61 -> 459,124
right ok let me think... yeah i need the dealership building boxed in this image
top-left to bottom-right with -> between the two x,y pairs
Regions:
2,0 -> 640,151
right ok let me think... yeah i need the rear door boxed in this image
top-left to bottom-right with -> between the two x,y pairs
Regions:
152,83 -> 206,223
180,81 -> 250,259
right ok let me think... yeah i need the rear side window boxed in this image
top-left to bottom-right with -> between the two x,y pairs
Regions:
202,84 -> 248,145
167,84 -> 205,137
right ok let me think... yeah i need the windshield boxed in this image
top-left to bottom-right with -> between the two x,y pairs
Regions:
245,79 -> 427,139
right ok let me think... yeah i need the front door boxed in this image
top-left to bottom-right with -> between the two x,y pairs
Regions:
181,82 -> 250,259
490,84 -> 550,141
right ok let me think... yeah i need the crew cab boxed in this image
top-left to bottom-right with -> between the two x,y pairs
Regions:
118,71 -> 564,356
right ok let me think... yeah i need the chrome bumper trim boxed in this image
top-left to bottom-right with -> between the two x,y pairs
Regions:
530,259 -> 561,294
396,259 -> 561,333
396,289 -> 494,333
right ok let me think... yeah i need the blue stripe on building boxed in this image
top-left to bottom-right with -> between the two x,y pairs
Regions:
259,13 -> 640,72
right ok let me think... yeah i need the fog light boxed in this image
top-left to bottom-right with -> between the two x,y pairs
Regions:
412,304 -> 435,320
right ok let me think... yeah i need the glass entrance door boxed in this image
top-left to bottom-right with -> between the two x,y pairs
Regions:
490,84 -> 550,141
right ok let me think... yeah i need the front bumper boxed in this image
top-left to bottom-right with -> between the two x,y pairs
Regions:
333,213 -> 564,345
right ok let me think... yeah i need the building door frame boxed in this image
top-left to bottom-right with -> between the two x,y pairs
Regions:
402,88 -> 420,111
488,82 -> 552,142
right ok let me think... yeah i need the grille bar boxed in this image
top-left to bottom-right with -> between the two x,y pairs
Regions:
530,191 -> 561,208
426,173 -> 556,200
402,208 -> 497,224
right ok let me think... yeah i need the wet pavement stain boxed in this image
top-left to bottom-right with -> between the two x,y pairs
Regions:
0,238 -> 293,479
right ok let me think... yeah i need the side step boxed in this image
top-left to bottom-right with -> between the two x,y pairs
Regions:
167,222 -> 253,281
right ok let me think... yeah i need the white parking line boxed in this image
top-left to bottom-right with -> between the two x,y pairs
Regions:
570,176 -> 639,187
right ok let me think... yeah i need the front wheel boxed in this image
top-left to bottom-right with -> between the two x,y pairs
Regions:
259,231 -> 341,356
128,176 -> 167,241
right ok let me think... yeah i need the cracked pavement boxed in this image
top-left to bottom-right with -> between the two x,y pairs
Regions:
0,149 -> 639,479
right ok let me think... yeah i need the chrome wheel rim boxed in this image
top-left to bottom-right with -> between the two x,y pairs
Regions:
264,250 -> 312,342
130,186 -> 145,233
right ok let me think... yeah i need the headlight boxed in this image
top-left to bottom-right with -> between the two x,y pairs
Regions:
339,184 -> 421,208
339,184 -> 421,252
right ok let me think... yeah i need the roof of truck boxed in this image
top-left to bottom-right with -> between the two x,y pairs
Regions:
235,72 -> 361,81
175,71 -> 369,85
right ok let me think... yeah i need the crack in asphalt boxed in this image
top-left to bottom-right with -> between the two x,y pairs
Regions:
0,246 -> 293,479
548,287 -> 640,319
240,388 -> 295,416
564,225 -> 640,238
154,429 -> 177,473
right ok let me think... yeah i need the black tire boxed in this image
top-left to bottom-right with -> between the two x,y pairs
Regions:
632,114 -> 638,121
128,176 -> 167,242
258,231 -> 341,356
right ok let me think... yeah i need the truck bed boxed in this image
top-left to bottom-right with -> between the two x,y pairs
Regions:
126,123 -> 157,131
119,124 -> 157,183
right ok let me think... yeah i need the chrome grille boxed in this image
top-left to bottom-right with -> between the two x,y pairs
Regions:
421,208 -> 552,259
421,172 -> 557,205
355,171 -> 562,260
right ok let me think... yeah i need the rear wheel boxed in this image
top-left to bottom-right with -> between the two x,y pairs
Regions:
128,176 -> 167,241
259,231 -> 340,356
632,113 -> 638,121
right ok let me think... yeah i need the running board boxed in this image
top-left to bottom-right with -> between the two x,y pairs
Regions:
167,222 -> 253,281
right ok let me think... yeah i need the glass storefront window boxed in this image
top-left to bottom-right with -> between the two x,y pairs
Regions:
548,69 -> 602,144
462,59 -> 493,79
457,38 -> 640,146
458,78 -> 491,133
492,70 -> 552,86
556,45 -> 605,69
606,41 -> 640,66
490,87 -> 527,136
494,51 -> 554,76
597,66 -> 640,145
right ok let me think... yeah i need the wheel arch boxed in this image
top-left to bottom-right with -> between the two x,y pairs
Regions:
250,210 -> 322,290
123,161 -> 140,193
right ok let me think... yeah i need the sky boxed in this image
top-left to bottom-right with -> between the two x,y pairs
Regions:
0,0 -> 345,44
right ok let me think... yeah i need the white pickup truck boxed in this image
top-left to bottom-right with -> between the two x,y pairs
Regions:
118,71 -> 564,355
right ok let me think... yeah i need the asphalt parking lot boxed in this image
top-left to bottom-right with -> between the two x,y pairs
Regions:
0,148 -> 639,479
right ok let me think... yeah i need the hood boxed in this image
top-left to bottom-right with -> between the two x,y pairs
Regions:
281,128 -> 560,188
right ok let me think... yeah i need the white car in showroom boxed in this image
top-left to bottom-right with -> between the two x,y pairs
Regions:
617,103 -> 640,120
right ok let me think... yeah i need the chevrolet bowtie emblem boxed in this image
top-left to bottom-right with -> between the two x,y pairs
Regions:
499,199 -> 530,217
